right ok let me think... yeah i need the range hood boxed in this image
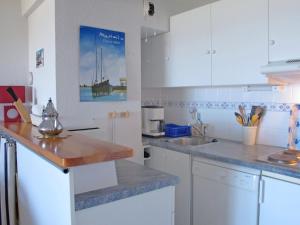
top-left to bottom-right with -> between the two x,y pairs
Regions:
261,59 -> 300,84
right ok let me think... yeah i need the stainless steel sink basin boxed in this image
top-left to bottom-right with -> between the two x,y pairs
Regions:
166,137 -> 217,146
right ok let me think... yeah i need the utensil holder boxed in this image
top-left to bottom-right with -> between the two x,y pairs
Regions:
243,126 -> 258,146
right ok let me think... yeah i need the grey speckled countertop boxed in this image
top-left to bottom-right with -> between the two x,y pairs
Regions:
75,160 -> 179,211
143,137 -> 300,179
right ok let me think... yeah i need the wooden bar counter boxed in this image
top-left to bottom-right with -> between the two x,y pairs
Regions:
0,122 -> 133,168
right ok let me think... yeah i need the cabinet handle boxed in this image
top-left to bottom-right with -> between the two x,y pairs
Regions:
269,40 -> 276,46
205,50 -> 211,55
212,50 -> 216,54
259,179 -> 265,204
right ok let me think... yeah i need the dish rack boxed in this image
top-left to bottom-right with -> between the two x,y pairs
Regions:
164,124 -> 191,137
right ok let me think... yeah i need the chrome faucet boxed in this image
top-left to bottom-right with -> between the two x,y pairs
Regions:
189,109 -> 207,138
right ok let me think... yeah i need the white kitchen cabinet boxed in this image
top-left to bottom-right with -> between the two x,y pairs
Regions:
145,147 -> 191,225
259,172 -> 300,225
142,4 -> 212,88
269,0 -> 300,61
17,143 -> 75,225
169,5 -> 212,87
76,186 -> 175,225
211,0 -> 268,85
142,0 -> 269,88
141,33 -> 171,88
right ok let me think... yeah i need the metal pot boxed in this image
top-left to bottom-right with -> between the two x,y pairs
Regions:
38,98 -> 63,137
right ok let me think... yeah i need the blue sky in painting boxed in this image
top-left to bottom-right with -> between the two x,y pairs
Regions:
79,26 -> 126,86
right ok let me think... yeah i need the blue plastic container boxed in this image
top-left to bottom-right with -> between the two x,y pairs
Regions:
164,124 -> 192,137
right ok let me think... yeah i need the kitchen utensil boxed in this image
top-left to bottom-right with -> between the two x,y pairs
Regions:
250,106 -> 257,119
250,114 -> 260,126
6,87 -> 31,123
38,98 -> 63,137
234,112 -> 245,126
255,107 -> 263,118
238,105 -> 247,123
234,112 -> 244,125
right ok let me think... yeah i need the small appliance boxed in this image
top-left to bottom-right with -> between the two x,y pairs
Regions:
142,106 -> 165,137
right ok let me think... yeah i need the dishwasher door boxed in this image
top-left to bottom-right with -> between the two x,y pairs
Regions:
192,160 -> 260,225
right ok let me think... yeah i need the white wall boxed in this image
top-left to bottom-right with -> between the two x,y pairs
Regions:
142,0 -> 170,32
54,0 -> 170,164
21,0 -> 44,16
0,0 -> 28,85
142,85 -> 300,148
28,0 -> 57,106
26,0 -> 170,164
161,0 -> 218,16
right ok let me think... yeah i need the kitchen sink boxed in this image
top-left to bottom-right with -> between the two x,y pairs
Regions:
166,137 -> 217,146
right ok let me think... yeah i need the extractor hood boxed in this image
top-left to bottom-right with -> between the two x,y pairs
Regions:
261,59 -> 300,84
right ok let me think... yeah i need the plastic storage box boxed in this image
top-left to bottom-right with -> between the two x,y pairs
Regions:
164,124 -> 192,137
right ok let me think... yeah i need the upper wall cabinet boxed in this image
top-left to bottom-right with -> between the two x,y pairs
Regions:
141,33 -> 171,88
211,0 -> 268,86
141,0 -> 270,88
269,0 -> 300,62
169,5 -> 212,87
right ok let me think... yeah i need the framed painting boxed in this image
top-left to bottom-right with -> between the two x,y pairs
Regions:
79,26 -> 127,102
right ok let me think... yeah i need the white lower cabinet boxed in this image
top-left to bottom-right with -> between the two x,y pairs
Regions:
259,172 -> 300,225
145,147 -> 300,225
76,186 -> 175,225
17,143 -> 74,225
192,158 -> 260,225
145,147 -> 191,225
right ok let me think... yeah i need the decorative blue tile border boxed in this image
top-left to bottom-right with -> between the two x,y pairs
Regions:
142,100 -> 292,112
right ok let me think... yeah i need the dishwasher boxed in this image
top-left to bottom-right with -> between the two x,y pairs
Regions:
192,158 -> 260,225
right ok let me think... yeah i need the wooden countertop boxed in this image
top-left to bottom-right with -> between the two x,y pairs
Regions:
0,122 -> 133,168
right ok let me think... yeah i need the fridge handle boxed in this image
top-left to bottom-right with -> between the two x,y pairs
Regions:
5,140 -> 17,225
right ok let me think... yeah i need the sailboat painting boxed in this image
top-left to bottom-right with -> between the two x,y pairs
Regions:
79,26 -> 127,102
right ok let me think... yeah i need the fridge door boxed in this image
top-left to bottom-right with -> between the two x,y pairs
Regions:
0,137 -> 17,225
0,137 -> 8,225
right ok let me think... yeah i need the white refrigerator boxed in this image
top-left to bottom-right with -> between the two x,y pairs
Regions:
0,136 -> 17,225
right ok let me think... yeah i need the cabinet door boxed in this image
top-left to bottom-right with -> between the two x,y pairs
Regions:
164,150 -> 191,225
269,0 -> 300,61
146,147 -> 191,225
211,0 -> 268,85
169,5 -> 212,87
145,147 -> 167,171
141,33 -> 171,88
259,176 -> 300,225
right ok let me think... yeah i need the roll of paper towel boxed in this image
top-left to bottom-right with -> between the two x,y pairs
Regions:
288,104 -> 300,150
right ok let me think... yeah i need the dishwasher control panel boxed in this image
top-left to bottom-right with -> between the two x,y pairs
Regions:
192,160 -> 260,192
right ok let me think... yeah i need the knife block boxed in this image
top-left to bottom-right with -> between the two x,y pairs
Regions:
13,99 -> 31,123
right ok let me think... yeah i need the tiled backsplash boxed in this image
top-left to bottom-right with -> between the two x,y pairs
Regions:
142,85 -> 300,148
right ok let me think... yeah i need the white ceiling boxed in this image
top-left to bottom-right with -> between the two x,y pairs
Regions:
161,0 -> 218,16
141,0 -> 218,39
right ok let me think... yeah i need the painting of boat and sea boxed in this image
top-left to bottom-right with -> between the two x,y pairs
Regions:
79,26 -> 127,102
